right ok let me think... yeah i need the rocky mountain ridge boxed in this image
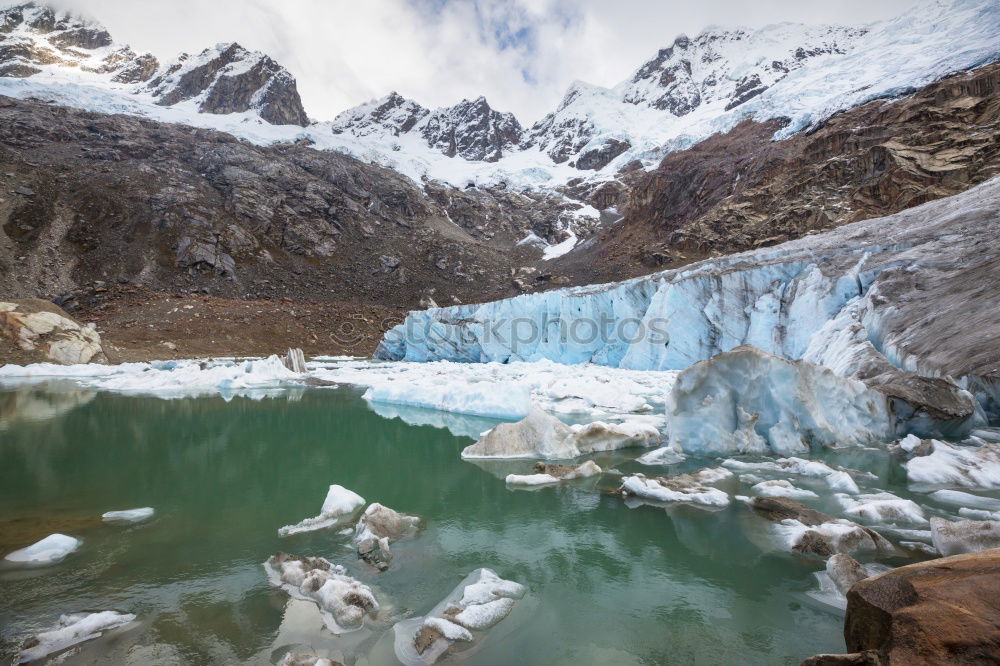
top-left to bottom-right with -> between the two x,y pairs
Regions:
0,2 -> 309,126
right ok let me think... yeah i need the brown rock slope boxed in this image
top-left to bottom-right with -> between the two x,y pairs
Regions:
803,549 -> 1000,665
556,62 -> 1000,285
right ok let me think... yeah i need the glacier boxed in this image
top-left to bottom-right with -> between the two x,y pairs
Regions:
378,177 -> 1000,449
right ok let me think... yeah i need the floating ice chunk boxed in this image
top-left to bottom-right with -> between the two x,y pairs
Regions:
566,420 -> 661,453
906,440 -> 1000,488
363,380 -> 531,420
898,540 -> 939,556
102,507 -> 154,523
928,489 -> 1000,512
397,568 -> 526,665
958,508 -> 1000,521
505,460 -> 602,486
723,456 -> 862,494
810,555 -> 889,610
463,408 -> 659,460
421,617 -> 472,642
750,479 -> 818,500
665,346 -> 891,455
929,516 -> 1000,557
636,446 -> 686,466
279,485 -> 366,537
835,492 -> 928,526
826,553 -> 868,596
746,496 -> 893,557
264,553 -> 378,633
354,503 -> 420,571
278,654 -> 337,666
16,611 -> 136,663
5,534 -> 80,565
825,471 -> 861,494
619,468 -> 732,507
452,597 -> 516,630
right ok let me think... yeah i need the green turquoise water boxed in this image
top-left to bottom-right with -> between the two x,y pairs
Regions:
0,384 -> 854,665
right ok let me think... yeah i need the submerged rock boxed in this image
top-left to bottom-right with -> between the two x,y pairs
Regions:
397,568 -> 526,665
353,503 -> 420,571
838,550 -> 1000,664
17,611 -> 136,663
619,467 -> 733,507
666,346 -> 891,456
929,517 -> 1000,557
264,552 -> 378,633
461,407 -> 659,460
505,460 -> 602,486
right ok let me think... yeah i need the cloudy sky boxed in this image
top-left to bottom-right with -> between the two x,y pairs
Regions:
51,0 -> 916,123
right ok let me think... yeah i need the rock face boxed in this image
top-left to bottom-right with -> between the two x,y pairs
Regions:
841,549 -> 1000,664
0,298 -> 106,364
569,61 -> 1000,285
0,3 -> 307,126
0,96 -> 528,308
333,93 -> 522,162
146,43 -> 308,126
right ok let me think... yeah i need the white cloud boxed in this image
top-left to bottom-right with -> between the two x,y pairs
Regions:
47,0 -> 918,123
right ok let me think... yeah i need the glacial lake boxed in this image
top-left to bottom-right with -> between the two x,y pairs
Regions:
1,382 -> 946,665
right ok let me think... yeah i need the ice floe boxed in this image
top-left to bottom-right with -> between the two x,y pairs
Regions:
929,517 -> 1000,556
102,507 -> 154,523
809,554 -> 890,610
311,358 -> 675,424
0,356 -> 303,399
16,611 -> 136,663
835,492 -> 927,526
927,489 -> 1000,512
636,446 -> 686,466
749,479 -> 819,500
264,553 -> 379,633
722,457 -> 862,494
279,485 -> 366,537
5,533 -> 80,565
393,568 -> 526,665
619,467 -> 733,507
746,496 -> 894,557
905,440 -> 1000,489
354,503 -> 420,571
461,407 -> 660,460
505,460 -> 602,486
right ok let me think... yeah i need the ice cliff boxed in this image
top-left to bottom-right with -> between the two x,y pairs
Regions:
378,177 -> 1000,448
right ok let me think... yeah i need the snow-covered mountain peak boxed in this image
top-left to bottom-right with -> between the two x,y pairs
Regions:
0,2 -> 309,126
331,92 -> 523,162
144,41 -> 309,126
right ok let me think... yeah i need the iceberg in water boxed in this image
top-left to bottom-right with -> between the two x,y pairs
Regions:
461,407 -> 661,460
393,568 -> 526,665
279,485 -> 366,537
264,553 -> 379,633
665,346 -> 891,455
16,611 -> 136,663
102,507 -> 155,523
5,533 -> 80,565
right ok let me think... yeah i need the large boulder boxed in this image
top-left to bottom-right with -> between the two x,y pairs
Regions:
0,299 -> 106,364
840,549 -> 1000,664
